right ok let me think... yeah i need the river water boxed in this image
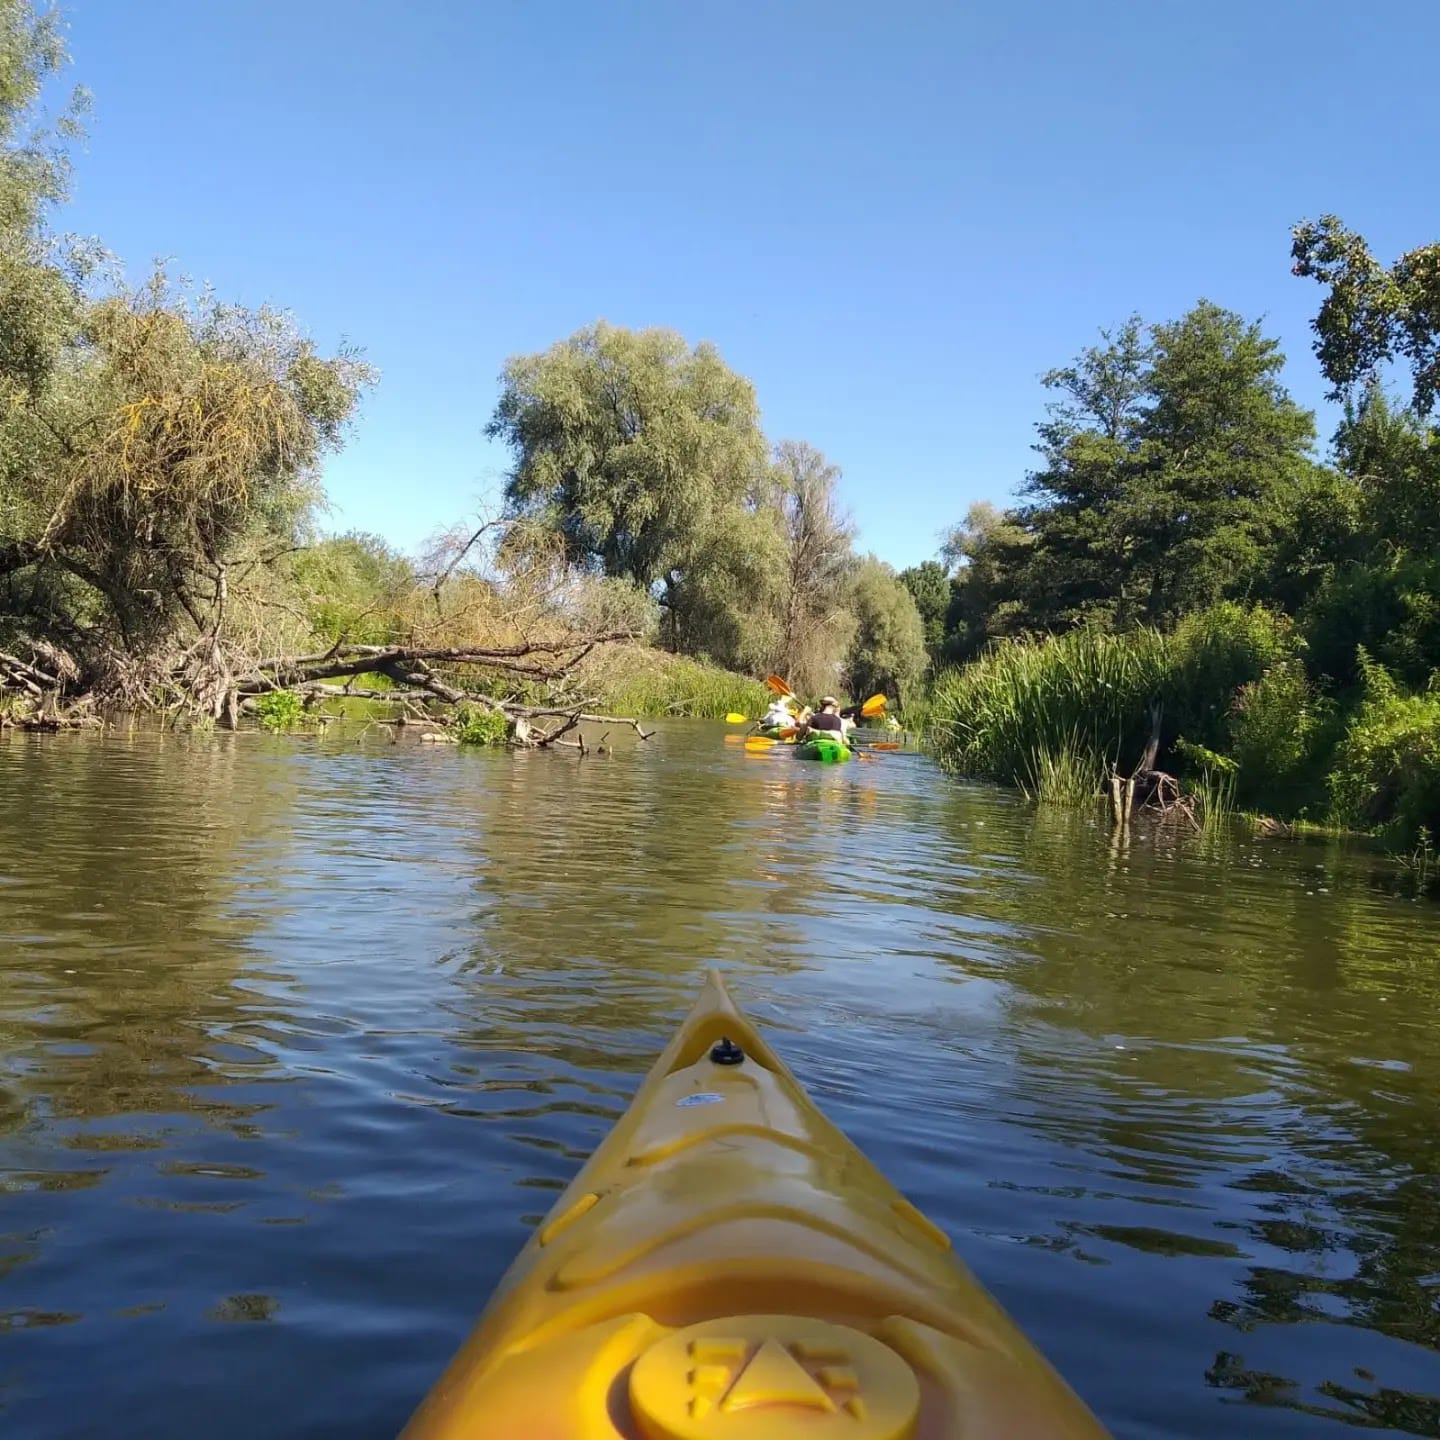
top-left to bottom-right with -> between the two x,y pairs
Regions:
1,723 -> 1438,1438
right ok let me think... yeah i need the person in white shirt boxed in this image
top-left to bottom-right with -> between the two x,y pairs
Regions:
760,697 -> 794,728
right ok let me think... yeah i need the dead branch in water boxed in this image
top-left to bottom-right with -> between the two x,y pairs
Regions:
1,623 -> 653,748
1106,700 -> 1200,831
219,632 -> 652,748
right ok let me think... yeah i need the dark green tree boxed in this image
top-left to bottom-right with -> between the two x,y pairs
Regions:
1009,304 -> 1317,630
939,501 -> 1032,660
898,559 -> 949,656
1299,385 -> 1440,688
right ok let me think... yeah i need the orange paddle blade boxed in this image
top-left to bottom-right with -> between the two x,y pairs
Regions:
764,674 -> 795,698
859,693 -> 887,718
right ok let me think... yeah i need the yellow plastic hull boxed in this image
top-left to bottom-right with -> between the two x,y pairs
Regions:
399,971 -> 1110,1439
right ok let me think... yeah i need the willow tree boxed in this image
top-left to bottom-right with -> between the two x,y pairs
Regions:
487,323 -> 773,665
771,440 -> 855,692
0,1 -> 371,713
844,557 -> 927,707
2,278 -> 369,702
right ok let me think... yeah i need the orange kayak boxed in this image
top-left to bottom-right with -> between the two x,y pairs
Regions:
398,970 -> 1110,1439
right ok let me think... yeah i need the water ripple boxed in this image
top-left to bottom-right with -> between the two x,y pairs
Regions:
0,726 -> 1438,1437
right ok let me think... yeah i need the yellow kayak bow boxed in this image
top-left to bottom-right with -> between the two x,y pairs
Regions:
399,971 -> 1110,1440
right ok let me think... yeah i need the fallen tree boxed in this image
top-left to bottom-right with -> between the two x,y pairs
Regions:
0,627 -> 654,747
229,634 -> 654,748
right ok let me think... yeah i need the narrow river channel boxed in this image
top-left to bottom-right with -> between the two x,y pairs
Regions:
2,724 -> 1438,1437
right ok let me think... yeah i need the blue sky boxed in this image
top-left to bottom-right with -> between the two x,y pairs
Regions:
56,0 -> 1440,571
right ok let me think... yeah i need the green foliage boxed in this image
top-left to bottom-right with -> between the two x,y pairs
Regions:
1,271 -> 371,678
487,330 -> 867,681
0,1 -> 77,236
929,603 -> 1295,786
1010,303 -> 1317,632
665,498 -> 784,672
565,573 -> 660,642
1226,658 -> 1331,813
1334,383 -> 1440,547
490,321 -> 767,589
1292,215 -> 1440,415
1329,665 -> 1440,850
254,689 -> 305,732
1302,551 -> 1440,692
844,557 -> 927,705
1173,737 -> 1239,815
1260,461 -> 1365,614
772,440 -> 855,692
912,239 -> 1440,856
899,560 -> 949,655
454,705 -> 508,747
939,501 -> 1032,662
291,531 -> 414,646
596,651 -> 769,719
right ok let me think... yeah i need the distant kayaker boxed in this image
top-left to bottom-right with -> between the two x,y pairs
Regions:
802,697 -> 848,738
760,696 -> 794,728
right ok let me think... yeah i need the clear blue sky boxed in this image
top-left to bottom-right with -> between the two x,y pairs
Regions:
56,0 -> 1440,571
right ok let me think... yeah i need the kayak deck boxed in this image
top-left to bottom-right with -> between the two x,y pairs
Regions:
399,971 -> 1109,1439
794,734 -> 852,762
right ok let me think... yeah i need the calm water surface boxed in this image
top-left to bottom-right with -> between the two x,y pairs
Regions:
2,724 -> 1439,1438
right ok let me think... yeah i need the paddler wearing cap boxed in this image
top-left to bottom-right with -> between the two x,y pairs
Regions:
799,695 -> 851,741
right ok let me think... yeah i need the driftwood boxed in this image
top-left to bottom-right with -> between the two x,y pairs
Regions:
1,627 -> 654,750
1108,701 -> 1201,831
0,664 -> 100,731
224,636 -> 653,749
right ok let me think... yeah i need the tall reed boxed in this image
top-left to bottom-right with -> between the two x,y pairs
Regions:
929,603 -> 1294,793
586,648 -> 770,719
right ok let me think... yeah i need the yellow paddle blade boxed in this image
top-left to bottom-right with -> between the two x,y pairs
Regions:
765,673 -> 795,698
744,735 -> 778,749
859,693 -> 888,718
725,712 -> 748,724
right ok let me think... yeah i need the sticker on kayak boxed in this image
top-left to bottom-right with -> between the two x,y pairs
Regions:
675,1092 -> 725,1108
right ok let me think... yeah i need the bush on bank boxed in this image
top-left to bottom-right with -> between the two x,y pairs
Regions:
928,603 -> 1439,852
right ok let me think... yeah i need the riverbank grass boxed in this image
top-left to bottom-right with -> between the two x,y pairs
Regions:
928,604 -> 1440,855
579,648 -> 770,719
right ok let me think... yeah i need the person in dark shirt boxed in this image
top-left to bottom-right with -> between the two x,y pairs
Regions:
803,697 -> 847,738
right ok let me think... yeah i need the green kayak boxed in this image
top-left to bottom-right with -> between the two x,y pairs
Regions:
794,733 -> 853,763
754,724 -> 794,740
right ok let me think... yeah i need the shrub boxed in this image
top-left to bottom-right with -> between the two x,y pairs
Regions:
1329,658 -> 1440,849
1173,737 -> 1239,815
254,690 -> 305,732
1302,553 -> 1440,690
1226,658 -> 1335,814
454,705 -> 509,747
